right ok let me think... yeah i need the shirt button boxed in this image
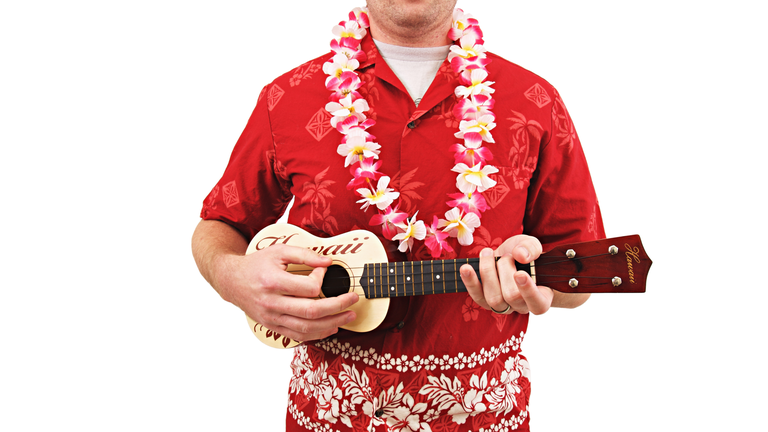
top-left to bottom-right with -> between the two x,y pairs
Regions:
395,321 -> 405,330
407,121 -> 416,129
375,409 -> 384,417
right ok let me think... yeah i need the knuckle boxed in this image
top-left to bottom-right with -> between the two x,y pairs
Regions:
254,296 -> 274,313
255,272 -> 280,291
270,312 -> 288,327
304,304 -> 322,320
485,292 -> 504,307
501,289 -> 517,304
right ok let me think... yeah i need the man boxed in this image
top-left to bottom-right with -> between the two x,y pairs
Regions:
192,1 -> 604,430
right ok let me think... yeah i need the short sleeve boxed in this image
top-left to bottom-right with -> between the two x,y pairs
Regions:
523,89 -> 605,250
199,84 -> 293,240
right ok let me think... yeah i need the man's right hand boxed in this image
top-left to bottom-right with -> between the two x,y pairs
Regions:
192,220 -> 359,342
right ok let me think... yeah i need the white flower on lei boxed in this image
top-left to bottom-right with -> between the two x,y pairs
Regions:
325,93 -> 370,127
439,207 -> 481,246
455,68 -> 495,98
337,129 -> 380,167
448,33 -> 487,62
455,115 -> 496,143
357,176 -> 399,211
452,162 -> 498,194
332,18 -> 367,41
323,53 -> 360,79
392,212 -> 427,253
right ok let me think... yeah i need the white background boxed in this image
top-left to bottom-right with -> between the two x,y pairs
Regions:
2,1 -> 766,431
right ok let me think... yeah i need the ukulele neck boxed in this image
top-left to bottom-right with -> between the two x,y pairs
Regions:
359,258 -> 533,299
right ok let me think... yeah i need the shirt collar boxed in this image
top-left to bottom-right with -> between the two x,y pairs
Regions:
358,35 -> 460,113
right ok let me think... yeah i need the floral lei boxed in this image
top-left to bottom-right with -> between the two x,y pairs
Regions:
323,7 -> 497,258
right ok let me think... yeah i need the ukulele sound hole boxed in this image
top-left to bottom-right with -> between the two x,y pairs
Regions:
321,264 -> 351,298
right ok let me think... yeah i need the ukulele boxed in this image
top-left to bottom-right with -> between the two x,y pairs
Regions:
245,224 -> 651,349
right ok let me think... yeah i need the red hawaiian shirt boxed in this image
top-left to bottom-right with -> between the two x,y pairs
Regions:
201,35 -> 605,432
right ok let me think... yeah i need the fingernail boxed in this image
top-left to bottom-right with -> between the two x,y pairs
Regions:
515,273 -> 527,285
480,248 -> 493,257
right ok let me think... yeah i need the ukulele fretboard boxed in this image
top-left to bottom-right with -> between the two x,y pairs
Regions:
359,258 -> 532,299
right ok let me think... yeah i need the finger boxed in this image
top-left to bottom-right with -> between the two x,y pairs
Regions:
498,235 -> 543,264
514,271 -> 553,315
496,254 -> 521,308
478,248 -> 507,312
271,308 -> 357,342
272,244 -> 333,268
460,263 -> 489,310
279,291 -> 360,320
257,266 -> 325,299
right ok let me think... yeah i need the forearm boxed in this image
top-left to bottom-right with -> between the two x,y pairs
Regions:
551,291 -> 590,309
191,219 -> 249,302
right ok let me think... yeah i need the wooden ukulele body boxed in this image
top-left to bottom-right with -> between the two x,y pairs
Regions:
244,224 -> 390,349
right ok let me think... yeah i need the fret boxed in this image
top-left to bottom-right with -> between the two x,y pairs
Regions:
403,261 -> 414,295
454,259 -> 461,293
380,262 -> 386,298
394,262 -> 399,297
441,260 -> 446,293
430,260 -> 436,295
375,262 -> 381,299
417,260 -> 426,296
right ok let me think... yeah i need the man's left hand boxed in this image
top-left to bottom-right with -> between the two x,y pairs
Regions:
460,234 -> 554,315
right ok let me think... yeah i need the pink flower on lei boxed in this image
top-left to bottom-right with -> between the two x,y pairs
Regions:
450,131 -> 493,166
330,39 -> 367,62
370,205 -> 408,239
347,7 -> 370,28
336,115 -> 375,136
447,192 -> 489,217
326,70 -> 363,102
453,94 -> 495,121
347,157 -> 383,190
425,215 -> 454,258
448,9 -> 482,42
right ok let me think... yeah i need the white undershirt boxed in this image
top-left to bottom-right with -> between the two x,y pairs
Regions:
373,39 -> 451,106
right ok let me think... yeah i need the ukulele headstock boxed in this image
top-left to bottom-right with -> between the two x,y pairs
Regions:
536,235 -> 651,294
